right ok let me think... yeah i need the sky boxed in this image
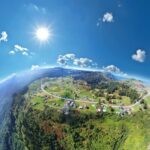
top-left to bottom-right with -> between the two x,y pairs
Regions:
0,0 -> 150,79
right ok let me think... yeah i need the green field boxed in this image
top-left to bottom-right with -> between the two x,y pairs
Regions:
4,76 -> 150,150
10,93 -> 150,150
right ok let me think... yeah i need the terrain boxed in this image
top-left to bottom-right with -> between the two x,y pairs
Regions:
0,67 -> 150,150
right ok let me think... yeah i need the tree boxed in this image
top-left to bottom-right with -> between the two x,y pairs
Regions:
143,103 -> 148,109
61,88 -> 74,99
106,94 -> 110,101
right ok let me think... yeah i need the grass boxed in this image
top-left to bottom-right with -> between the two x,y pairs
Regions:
123,127 -> 146,150
112,96 -> 131,105
145,96 -> 150,105
46,99 -> 64,107
122,112 -> 150,150
31,96 -> 45,110
12,78 -> 150,150
122,96 -> 131,105
28,77 -> 143,115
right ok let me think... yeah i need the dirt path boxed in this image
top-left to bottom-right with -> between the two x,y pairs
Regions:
41,80 -> 150,109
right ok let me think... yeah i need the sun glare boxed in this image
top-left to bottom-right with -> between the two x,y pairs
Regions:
35,26 -> 52,42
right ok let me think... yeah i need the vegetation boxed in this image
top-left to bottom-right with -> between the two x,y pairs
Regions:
98,81 -> 140,103
5,92 -> 150,150
2,75 -> 149,150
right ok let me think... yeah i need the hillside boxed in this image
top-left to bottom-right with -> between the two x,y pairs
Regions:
2,70 -> 150,150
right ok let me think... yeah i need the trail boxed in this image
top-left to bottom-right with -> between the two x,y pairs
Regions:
41,80 -> 150,109
41,80 -> 97,104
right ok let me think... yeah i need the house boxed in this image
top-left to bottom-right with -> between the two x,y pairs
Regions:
70,101 -> 74,107
67,100 -> 71,105
79,106 -> 83,109
97,108 -> 101,112
103,107 -> 107,112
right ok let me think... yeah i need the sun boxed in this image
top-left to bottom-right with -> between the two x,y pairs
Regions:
35,26 -> 52,42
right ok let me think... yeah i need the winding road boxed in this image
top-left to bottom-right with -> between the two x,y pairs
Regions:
40,80 -> 150,109
41,81 -> 97,104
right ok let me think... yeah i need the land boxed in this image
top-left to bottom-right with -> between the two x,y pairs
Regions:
4,74 -> 150,150
29,77 -> 148,115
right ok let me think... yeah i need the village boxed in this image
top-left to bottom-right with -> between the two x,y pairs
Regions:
27,77 -> 149,117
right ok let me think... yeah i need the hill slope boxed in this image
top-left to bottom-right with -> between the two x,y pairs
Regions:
0,67 -> 150,150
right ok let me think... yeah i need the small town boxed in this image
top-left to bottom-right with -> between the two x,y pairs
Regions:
27,77 -> 150,117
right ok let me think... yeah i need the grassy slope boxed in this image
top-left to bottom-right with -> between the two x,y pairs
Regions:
6,77 -> 150,150
9,92 -> 150,150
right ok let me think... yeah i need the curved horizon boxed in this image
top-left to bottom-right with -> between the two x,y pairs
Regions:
0,65 -> 150,85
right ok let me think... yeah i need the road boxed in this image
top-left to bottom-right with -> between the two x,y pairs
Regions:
107,88 -> 150,109
41,80 -> 150,109
41,81 -> 97,104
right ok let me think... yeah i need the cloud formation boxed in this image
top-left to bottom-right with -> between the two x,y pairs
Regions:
96,18 -> 102,27
73,58 -> 93,67
64,53 -> 76,60
0,31 -> 8,42
57,55 -> 68,65
14,44 -> 28,52
103,65 -> 127,76
57,53 -> 94,68
22,51 -> 29,56
9,51 -> 15,55
102,12 -> 114,22
132,49 -> 146,63
31,65 -> 40,71
27,3 -> 47,14
9,44 -> 30,56
103,65 -> 121,73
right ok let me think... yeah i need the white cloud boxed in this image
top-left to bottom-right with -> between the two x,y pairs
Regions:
32,4 -> 39,11
9,51 -> 15,55
102,12 -> 114,22
96,18 -> 102,27
57,55 -> 68,65
31,65 -> 40,71
9,44 -> 32,56
0,31 -> 8,42
8,44 -> 30,56
73,58 -> 93,67
132,49 -> 146,63
27,3 -> 47,14
65,53 -> 76,60
57,53 -> 94,68
22,51 -> 29,56
14,44 -> 28,52
103,65 -> 128,77
57,53 -> 76,65
103,65 -> 121,73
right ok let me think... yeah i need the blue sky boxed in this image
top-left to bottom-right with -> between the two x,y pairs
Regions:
0,0 -> 149,79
